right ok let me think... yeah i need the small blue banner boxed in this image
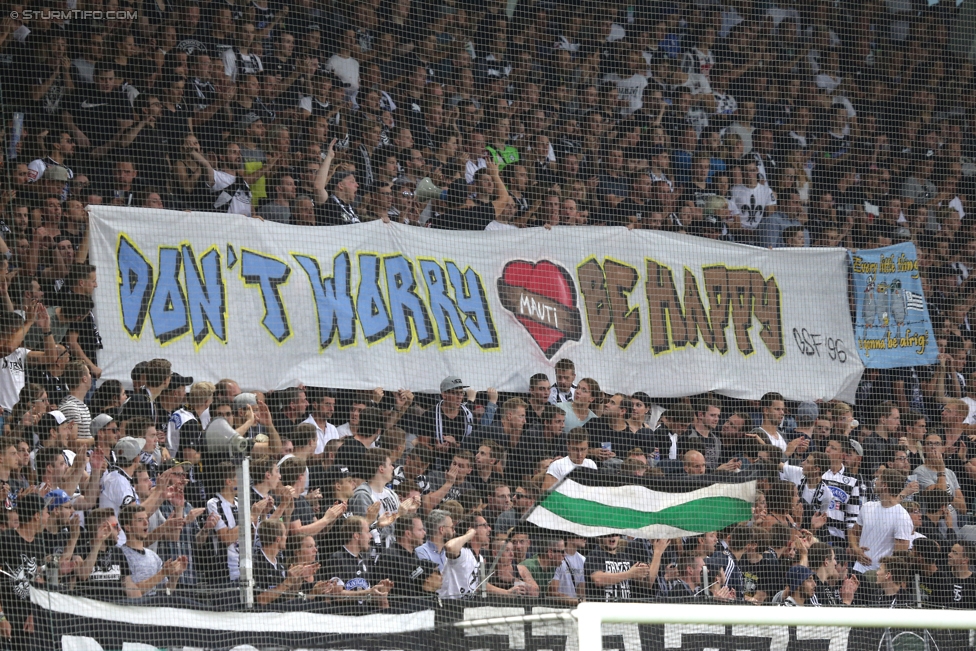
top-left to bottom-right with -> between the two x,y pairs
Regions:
850,243 -> 938,369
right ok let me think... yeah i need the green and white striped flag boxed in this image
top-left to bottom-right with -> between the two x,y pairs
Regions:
528,468 -> 757,539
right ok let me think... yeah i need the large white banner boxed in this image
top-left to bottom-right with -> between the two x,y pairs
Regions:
89,206 -> 863,400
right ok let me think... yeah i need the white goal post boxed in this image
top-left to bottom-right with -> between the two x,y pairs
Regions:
575,603 -> 976,651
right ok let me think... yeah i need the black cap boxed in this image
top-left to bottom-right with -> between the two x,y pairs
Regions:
334,440 -> 368,479
323,464 -> 352,486
170,373 -> 194,388
162,459 -> 193,472
34,413 -> 61,438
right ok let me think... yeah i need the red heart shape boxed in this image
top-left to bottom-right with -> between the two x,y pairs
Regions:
497,260 -> 582,359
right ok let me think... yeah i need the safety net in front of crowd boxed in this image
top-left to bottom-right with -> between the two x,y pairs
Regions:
1,0 -> 975,650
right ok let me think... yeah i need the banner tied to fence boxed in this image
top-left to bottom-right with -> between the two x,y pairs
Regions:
90,206 -> 864,399
849,242 -> 938,369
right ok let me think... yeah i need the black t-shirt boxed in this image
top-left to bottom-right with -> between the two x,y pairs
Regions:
756,550 -> 788,596
942,572 -> 976,609
291,495 -> 315,529
680,427 -> 722,470
117,389 -> 158,426
316,195 -> 361,226
585,417 -> 634,457
918,568 -> 949,606
372,543 -> 434,598
584,546 -> 637,602
45,527 -> 71,558
253,549 -> 287,595
68,87 -> 131,148
324,547 -> 373,612
679,183 -> 719,210
156,105 -> 192,160
739,555 -> 764,600
67,309 -> 103,366
123,126 -> 169,190
813,574 -> 843,606
603,198 -> 651,227
434,204 -> 496,231
32,62 -> 69,116
0,529 -> 47,623
418,405 -> 472,470
75,543 -> 129,601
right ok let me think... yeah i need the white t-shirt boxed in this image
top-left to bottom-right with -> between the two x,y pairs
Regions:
209,169 -> 252,216
612,74 -> 648,115
731,183 -> 777,230
853,501 -> 913,573
0,348 -> 29,412
554,550 -> 585,598
779,464 -> 817,503
546,456 -> 598,483
166,407 -> 197,456
60,395 -> 92,439
303,414 -> 342,455
121,544 -> 165,596
208,493 -> 240,581
99,468 -> 139,515
439,546 -> 483,599
484,221 -> 518,231
962,396 -> 976,425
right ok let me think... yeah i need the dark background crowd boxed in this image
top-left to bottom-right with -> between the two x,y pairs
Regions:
1,0 -> 976,647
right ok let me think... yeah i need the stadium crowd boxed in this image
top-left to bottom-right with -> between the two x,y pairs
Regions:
0,0 -> 976,646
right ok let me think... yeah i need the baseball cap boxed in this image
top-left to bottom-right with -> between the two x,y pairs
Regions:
786,564 -> 814,590
849,438 -> 864,457
90,414 -> 115,437
169,372 -> 194,388
323,464 -> 351,486
440,376 -> 468,393
48,410 -> 67,425
162,459 -> 192,472
234,392 -> 258,408
34,412 -> 62,436
114,436 -> 147,464
45,488 -> 71,509
794,402 -> 819,425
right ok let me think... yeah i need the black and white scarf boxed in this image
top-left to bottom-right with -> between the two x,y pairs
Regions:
434,400 -> 473,445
